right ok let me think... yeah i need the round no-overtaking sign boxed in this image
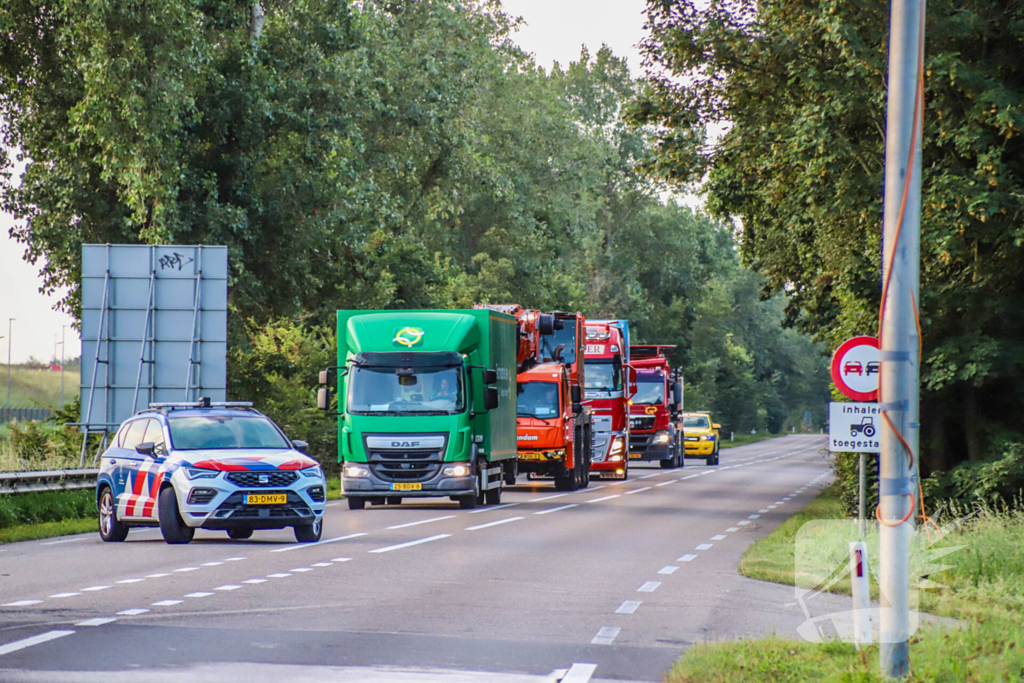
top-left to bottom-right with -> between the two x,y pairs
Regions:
830,336 -> 879,402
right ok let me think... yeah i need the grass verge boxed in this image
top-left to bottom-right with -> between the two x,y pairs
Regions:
667,483 -> 1024,682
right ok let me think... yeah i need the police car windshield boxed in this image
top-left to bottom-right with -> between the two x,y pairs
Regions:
632,376 -> 664,405
684,416 -> 710,429
517,382 -> 560,419
348,365 -> 464,415
167,415 -> 290,450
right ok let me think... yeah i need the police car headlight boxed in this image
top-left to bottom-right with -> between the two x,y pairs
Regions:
300,465 -> 324,479
344,465 -> 371,478
609,437 -> 625,456
700,434 -> 715,441
653,432 -> 670,445
184,467 -> 219,480
443,463 -> 472,477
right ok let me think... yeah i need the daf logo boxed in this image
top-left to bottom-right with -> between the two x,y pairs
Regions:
390,441 -> 421,448
258,474 -> 269,484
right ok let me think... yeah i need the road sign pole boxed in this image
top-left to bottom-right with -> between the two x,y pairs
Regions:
859,452 -> 866,538
879,0 -> 923,677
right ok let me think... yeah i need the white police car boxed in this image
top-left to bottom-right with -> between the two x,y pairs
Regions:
96,399 -> 326,544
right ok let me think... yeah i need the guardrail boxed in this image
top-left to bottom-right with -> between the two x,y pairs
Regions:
0,407 -> 53,425
0,469 -> 99,494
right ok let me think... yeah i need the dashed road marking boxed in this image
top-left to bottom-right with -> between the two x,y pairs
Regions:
758,509 -> 769,513
290,568 -> 314,573
215,585 -> 242,591
271,533 -> 367,552
534,504 -> 578,516
654,481 -> 674,487
562,662 -> 598,683
586,495 -> 620,503
682,475 -> 699,480
242,579 -> 268,584
331,558 -> 352,563
658,566 -> 679,575
152,600 -> 182,606
116,579 -> 145,584
75,618 -> 116,627
267,573 -> 292,579
711,535 -> 727,540
146,573 -> 171,579
695,543 -> 714,550
738,521 -> 751,526
748,514 -> 761,519
387,516 -> 456,530
116,608 -> 149,616
225,557 -> 246,561
173,567 -> 199,573
311,562 -> 333,568
185,592 -> 214,598
48,593 -> 80,599
625,487 -> 651,495
725,527 -> 740,532
616,600 -> 642,614
591,626 -> 621,645
529,493 -> 568,503
638,581 -> 661,592
201,561 -> 223,567
467,503 -> 520,514
465,517 -> 524,531
79,586 -> 110,592
0,630 -> 75,656
2,600 -> 42,607
369,534 -> 451,553
638,474 -> 659,479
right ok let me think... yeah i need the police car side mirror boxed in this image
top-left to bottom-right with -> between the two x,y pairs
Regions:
135,442 -> 156,457
713,423 -> 721,430
291,439 -> 309,452
484,387 -> 499,411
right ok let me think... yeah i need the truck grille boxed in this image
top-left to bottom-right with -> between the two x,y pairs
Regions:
630,416 -> 655,431
226,471 -> 298,488
368,449 -> 443,482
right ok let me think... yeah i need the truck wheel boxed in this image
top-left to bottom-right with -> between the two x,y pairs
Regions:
386,496 -> 402,505
554,464 -> 578,491
485,483 -> 502,505
347,497 -> 365,510
97,486 -> 129,543
459,494 -> 478,509
158,486 -> 194,545
503,460 -> 517,486
660,458 -> 674,469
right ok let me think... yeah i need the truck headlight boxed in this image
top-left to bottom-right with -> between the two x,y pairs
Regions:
653,432 -> 670,445
609,437 -> 625,456
544,449 -> 565,459
443,464 -> 472,477
344,465 -> 371,478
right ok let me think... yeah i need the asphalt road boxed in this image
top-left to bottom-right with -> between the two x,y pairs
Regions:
0,434 -> 837,682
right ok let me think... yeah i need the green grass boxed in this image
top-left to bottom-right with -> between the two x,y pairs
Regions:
1,366 -> 80,409
0,518 -> 96,544
667,484 -> 1024,681
0,488 -> 96,544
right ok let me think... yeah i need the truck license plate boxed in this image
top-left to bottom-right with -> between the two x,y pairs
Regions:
391,483 -> 422,491
245,493 -> 286,505
518,452 -> 544,460
628,453 -> 642,459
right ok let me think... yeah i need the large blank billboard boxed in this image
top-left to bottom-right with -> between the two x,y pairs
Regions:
80,244 -> 228,431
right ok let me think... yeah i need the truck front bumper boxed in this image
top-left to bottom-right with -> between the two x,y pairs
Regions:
628,434 -> 673,462
342,466 -> 476,498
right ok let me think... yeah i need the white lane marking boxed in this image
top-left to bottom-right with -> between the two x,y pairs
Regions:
185,592 -> 213,598
529,493 -> 568,502
387,516 -> 456,530
768,505 -> 778,509
638,581 -> 661,592
562,662 -> 599,683
658,566 -> 679,575
586,485 -> 607,492
116,608 -> 149,616
465,517 -> 524,531
79,586 -> 110,592
325,502 -> 340,507
467,503 -> 520,514
638,474 -> 659,479
738,521 -> 751,526
625,487 -> 651,495
152,600 -> 182,606
270,532 -> 368,552
225,557 -> 246,561
682,475 -> 700,480
591,626 -> 621,645
215,585 -> 242,591
711,535 -> 727,541
700,470 -> 715,475
534,504 -> 578,516
146,573 -> 171,578
41,537 -> 89,546
267,573 -> 292,578
242,579 -> 268,584
173,567 -> 199,573
311,562 -> 333,568
758,509 -> 769,513
678,554 -> 698,562
116,579 -> 145,584
725,527 -> 740,532
331,558 -> 352,563
616,600 -> 642,614
748,514 -> 761,519
585,495 -> 620,503
0,630 -> 75,656
695,543 -> 714,550
202,561 -> 224,567
369,534 -> 451,554
289,568 -> 314,573
75,618 -> 116,627
606,481 -> 625,486
48,593 -> 80,599
654,481 -> 674,487
2,600 -> 42,607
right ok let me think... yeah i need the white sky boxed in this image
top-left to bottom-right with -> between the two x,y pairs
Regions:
0,0 -> 651,364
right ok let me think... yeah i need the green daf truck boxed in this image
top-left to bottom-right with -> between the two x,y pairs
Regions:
317,309 -> 517,510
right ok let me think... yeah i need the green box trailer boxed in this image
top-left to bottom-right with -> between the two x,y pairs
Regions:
318,309 -> 517,509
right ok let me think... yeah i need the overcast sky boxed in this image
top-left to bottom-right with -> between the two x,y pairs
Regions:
0,0 -> 650,364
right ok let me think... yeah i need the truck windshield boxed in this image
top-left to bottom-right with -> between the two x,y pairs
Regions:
684,416 -> 710,429
517,382 -> 561,419
584,360 -> 622,397
632,377 -> 665,405
541,321 -> 576,366
347,365 -> 465,415
168,415 -> 290,450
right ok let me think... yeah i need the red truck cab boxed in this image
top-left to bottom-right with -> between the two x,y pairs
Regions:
583,322 -> 631,479
627,345 -> 684,469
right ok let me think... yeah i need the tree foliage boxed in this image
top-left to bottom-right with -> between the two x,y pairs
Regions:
633,0 -> 1024,481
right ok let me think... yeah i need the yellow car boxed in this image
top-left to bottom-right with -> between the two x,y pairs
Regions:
681,412 -> 721,466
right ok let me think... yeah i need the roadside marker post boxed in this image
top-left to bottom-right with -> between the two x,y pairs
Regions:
850,542 -> 872,648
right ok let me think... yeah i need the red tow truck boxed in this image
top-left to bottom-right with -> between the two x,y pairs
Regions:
583,320 -> 634,480
627,345 -> 684,469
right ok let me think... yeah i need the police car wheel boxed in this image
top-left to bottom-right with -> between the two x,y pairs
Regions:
158,486 -> 194,544
97,487 -> 129,542
294,520 -> 322,543
227,528 -> 254,540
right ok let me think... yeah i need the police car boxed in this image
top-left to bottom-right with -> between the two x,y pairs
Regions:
96,399 -> 326,545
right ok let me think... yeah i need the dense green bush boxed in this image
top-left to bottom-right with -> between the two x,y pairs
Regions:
830,450 -> 880,519
924,440 -> 1024,509
0,489 -> 95,530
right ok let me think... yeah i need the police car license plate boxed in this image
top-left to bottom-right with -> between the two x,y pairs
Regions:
245,493 -> 286,505
629,453 -> 642,459
391,483 -> 422,491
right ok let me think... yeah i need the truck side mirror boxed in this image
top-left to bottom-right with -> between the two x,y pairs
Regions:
570,385 -> 581,403
318,370 -> 329,386
317,387 -> 330,411
572,402 -> 583,415
672,381 -> 682,406
627,366 -> 638,397
484,387 -> 499,411
483,369 -> 497,385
